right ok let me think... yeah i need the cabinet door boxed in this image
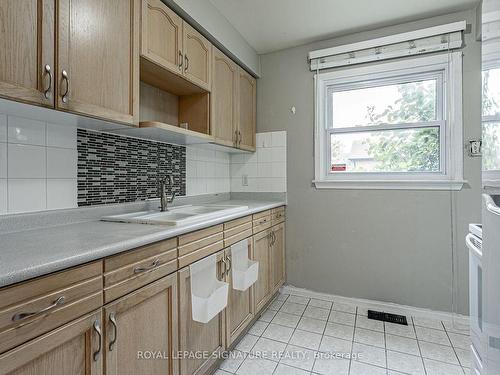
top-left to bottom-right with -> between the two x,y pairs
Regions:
178,251 -> 226,375
0,310 -> 102,375
0,0 -> 55,107
237,68 -> 256,151
252,229 -> 271,312
211,48 -> 238,147
182,23 -> 212,91
104,274 -> 178,375
57,0 -> 139,124
141,0 -> 183,75
270,223 -> 286,294
225,239 -> 255,346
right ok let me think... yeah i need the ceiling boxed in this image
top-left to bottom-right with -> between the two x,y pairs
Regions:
209,0 -> 479,54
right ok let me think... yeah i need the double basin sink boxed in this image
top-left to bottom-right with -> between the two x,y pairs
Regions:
102,204 -> 249,226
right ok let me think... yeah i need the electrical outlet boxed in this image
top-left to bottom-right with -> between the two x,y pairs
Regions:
468,140 -> 482,157
242,175 -> 248,186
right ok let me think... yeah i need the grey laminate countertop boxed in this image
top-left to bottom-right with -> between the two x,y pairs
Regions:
0,199 -> 285,288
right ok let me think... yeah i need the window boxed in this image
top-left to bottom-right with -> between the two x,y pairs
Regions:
482,65 -> 500,184
314,53 -> 464,190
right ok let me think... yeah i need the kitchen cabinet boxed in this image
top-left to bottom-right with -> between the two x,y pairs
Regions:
224,238 -> 255,346
178,251 -> 226,375
237,69 -> 256,151
252,229 -> 272,312
270,222 -> 286,294
211,48 -> 239,147
0,310 -> 103,375
103,274 -> 178,375
141,0 -> 211,92
0,0 -> 55,107
57,0 -> 139,124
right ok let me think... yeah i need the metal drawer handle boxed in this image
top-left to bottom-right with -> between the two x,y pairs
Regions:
225,255 -> 232,276
61,70 -> 69,103
43,64 -> 52,99
219,258 -> 227,280
134,259 -> 160,274
258,218 -> 268,225
12,296 -> 65,322
178,50 -> 183,70
109,313 -> 117,351
93,320 -> 102,361
184,54 -> 189,71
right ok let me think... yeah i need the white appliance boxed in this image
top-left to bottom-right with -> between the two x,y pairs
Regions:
482,194 -> 500,375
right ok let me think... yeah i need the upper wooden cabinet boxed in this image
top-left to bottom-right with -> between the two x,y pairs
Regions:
141,0 -> 212,92
0,0 -> 55,107
57,0 -> 139,124
211,48 -> 238,147
103,275 -> 178,375
237,69 -> 256,151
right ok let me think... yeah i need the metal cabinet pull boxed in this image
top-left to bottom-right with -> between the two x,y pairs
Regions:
178,50 -> 183,70
219,258 -> 227,280
184,54 -> 189,71
61,70 -> 69,103
133,259 -> 160,274
12,296 -> 65,322
238,130 -> 242,146
93,320 -> 102,361
108,313 -> 117,351
43,64 -> 52,99
225,255 -> 232,276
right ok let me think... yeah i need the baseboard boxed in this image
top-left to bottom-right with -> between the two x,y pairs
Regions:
280,284 -> 469,325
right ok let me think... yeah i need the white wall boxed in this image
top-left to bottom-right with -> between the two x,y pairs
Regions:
0,112 -> 78,214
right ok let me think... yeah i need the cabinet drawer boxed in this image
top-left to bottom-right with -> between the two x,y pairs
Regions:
253,212 -> 271,234
0,262 -> 103,353
179,224 -> 223,246
104,240 -> 178,303
224,222 -> 253,247
178,240 -> 224,268
271,207 -> 285,225
253,210 -> 271,220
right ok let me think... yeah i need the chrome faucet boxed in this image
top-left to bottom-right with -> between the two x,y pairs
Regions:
158,175 -> 176,212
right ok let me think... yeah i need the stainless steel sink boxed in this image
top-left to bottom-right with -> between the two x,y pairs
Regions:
101,204 -> 249,226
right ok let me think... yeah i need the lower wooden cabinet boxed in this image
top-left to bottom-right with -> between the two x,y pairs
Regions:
103,274 -> 178,375
224,238 -> 255,347
178,250 -> 226,375
252,229 -> 272,312
0,310 -> 103,375
270,223 -> 286,294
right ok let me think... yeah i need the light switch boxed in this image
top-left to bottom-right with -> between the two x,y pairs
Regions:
242,175 -> 248,186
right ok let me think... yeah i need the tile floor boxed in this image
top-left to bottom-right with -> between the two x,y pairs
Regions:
217,292 -> 471,375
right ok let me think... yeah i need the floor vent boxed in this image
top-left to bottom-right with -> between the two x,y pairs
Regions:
367,310 -> 408,325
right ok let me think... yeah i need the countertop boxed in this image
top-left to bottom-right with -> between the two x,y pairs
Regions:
0,199 -> 285,288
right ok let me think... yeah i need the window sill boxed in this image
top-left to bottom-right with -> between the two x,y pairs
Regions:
313,179 -> 466,191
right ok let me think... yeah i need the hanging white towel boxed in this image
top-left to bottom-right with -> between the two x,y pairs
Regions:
231,239 -> 259,291
190,253 -> 228,323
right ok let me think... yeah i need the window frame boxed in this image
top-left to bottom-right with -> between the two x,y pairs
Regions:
313,53 -> 465,190
482,60 -> 500,187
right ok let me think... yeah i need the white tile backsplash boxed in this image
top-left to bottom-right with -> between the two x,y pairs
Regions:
8,116 -> 46,145
0,112 -> 78,214
186,145 -> 231,196
231,131 -> 287,193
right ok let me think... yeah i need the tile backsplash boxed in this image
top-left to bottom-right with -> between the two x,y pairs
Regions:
0,113 -> 77,214
186,146 -> 230,196
230,131 -> 287,192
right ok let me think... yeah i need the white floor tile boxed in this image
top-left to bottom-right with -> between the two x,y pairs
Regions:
415,326 -> 451,346
279,344 -> 316,371
276,293 -> 289,302
248,321 -> 268,336
268,299 -> 285,311
329,311 -> 356,326
454,347 -> 471,368
352,342 -> 386,368
303,306 -> 330,321
250,337 -> 286,362
259,309 -> 277,322
443,320 -> 470,335
235,334 -> 259,353
272,312 -> 301,328
280,302 -> 307,316
413,317 -> 445,330
219,351 -> 247,373
289,329 -> 322,350
356,316 -> 384,332
309,299 -> 333,310
386,333 -> 420,356
288,295 -> 310,305
236,356 -> 277,375
262,323 -> 294,343
387,350 -> 425,375
324,322 -> 355,341
333,301 -> 357,314
214,370 -> 233,375
354,327 -> 385,348
313,357 -> 350,375
297,316 -> 327,334
319,335 -> 352,355
349,361 -> 387,375
419,341 -> 460,365
385,322 -> 416,338
423,358 -> 465,375
274,363 -> 311,375
448,332 -> 471,350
